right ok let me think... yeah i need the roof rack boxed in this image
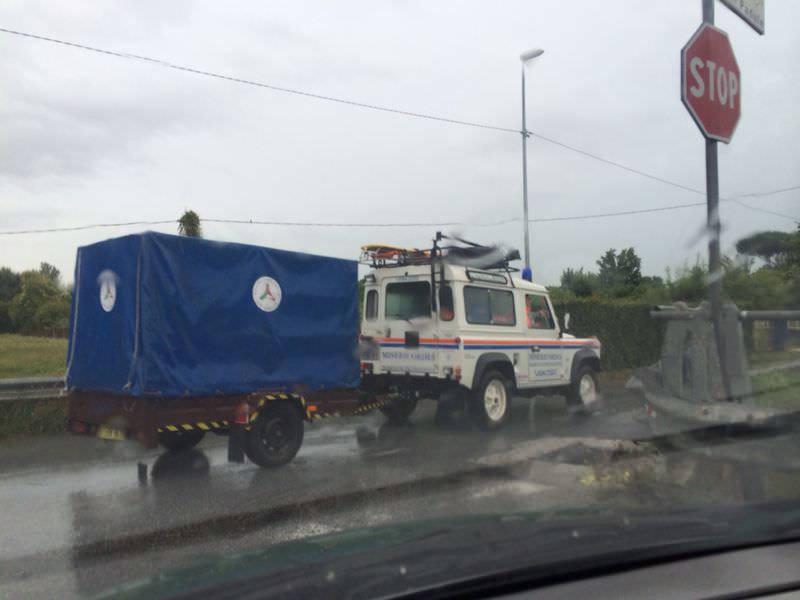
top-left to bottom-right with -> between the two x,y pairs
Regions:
360,232 -> 520,272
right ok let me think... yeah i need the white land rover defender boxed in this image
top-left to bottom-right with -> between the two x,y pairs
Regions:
359,234 -> 602,430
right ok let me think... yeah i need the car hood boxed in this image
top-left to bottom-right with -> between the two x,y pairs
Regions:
89,501 -> 800,600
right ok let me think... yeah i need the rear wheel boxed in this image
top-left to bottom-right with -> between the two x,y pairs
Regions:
245,402 -> 304,468
158,430 -> 205,452
567,365 -> 599,414
469,370 -> 512,430
379,391 -> 417,425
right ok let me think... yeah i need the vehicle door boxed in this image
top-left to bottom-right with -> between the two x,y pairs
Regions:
461,284 -> 527,385
434,283 -> 459,377
523,293 -> 566,386
379,277 -> 438,376
360,285 -> 382,362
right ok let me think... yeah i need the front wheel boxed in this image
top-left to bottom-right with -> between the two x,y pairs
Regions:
469,370 -> 512,430
158,430 -> 205,452
245,402 -> 304,468
566,365 -> 599,415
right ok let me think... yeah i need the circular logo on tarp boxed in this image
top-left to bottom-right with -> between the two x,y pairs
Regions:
97,270 -> 118,312
252,276 -> 282,312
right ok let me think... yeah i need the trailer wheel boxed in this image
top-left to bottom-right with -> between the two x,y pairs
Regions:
158,430 -> 205,452
245,402 -> 304,468
379,392 -> 417,425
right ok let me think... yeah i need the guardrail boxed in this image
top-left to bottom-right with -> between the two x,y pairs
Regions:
650,307 -> 800,321
0,376 -> 66,403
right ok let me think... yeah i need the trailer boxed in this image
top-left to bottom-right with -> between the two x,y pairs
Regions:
66,231 -> 602,468
66,232 -> 384,467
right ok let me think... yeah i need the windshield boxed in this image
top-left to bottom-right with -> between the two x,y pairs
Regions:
0,2 -> 799,599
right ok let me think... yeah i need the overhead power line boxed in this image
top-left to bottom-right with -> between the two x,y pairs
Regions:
1,193 -> 795,237
726,198 -> 798,221
0,28 -> 797,230
531,202 -> 705,222
0,220 -> 177,235
530,133 -> 704,196
202,217 -> 515,228
0,27 -> 517,135
733,185 -> 800,199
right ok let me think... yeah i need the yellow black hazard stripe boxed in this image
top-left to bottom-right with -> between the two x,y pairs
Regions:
304,396 -> 394,420
250,393 -> 309,424
157,420 -> 228,433
157,395 -> 400,431
352,397 -> 392,415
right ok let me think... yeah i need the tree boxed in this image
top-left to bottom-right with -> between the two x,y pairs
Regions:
178,210 -> 203,238
39,262 -> 61,286
8,271 -> 63,334
0,267 -> 21,332
34,296 -> 71,336
560,268 -> 598,298
0,301 -> 12,333
0,267 -> 21,301
617,248 -> 642,286
596,247 -> 642,290
735,230 -> 794,268
596,249 -> 620,289
668,259 -> 707,304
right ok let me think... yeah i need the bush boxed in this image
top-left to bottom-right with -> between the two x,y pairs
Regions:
8,272 -> 67,335
0,398 -> 67,438
554,299 -> 666,371
34,297 -> 71,337
0,300 -> 12,333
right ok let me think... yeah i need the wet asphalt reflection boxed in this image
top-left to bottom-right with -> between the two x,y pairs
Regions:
2,389 -> 799,599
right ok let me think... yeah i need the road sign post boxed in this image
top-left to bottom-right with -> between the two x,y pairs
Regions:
681,0 -> 745,401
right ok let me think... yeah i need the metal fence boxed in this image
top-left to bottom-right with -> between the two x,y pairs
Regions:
0,377 -> 65,403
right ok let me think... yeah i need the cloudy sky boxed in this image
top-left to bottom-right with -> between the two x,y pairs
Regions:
0,1 -> 797,285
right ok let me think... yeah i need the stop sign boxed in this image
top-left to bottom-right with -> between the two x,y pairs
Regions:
681,24 -> 741,144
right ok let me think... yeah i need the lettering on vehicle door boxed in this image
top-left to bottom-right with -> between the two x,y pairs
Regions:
380,349 -> 436,373
528,350 -> 562,380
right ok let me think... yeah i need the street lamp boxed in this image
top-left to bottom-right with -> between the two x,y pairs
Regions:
520,47 -> 544,282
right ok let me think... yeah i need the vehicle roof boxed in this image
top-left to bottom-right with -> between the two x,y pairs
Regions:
366,263 -> 549,293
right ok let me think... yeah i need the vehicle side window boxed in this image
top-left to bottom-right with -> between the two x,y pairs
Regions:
526,294 -> 555,330
365,289 -> 378,321
464,286 -> 515,326
385,281 -> 431,320
438,286 -> 454,321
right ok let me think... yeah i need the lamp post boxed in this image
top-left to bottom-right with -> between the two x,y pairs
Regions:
520,47 -> 544,281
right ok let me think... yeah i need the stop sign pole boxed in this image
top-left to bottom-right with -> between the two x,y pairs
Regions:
703,0 -> 730,401
689,0 -> 733,400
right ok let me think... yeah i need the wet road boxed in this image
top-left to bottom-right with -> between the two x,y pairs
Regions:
1,388 -> 794,598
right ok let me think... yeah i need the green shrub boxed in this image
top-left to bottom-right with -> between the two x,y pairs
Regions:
9,272 -> 65,334
0,300 -> 12,333
554,299 -> 666,371
0,398 -> 67,438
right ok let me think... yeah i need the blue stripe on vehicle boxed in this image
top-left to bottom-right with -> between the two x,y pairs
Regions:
463,344 -> 595,350
380,343 -> 459,349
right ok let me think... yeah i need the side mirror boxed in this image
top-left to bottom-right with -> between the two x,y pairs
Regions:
563,313 -> 571,331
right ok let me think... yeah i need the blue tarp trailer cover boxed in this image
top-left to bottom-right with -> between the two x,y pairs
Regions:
66,232 -> 359,397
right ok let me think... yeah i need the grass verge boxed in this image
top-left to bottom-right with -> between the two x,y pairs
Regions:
0,398 -> 67,438
751,368 -> 800,412
0,334 -> 68,438
0,334 -> 67,379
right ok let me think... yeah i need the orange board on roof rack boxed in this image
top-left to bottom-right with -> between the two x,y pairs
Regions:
361,244 -> 429,260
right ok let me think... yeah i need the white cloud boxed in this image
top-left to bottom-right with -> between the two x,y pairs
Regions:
0,0 -> 797,285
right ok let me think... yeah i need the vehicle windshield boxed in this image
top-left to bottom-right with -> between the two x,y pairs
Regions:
0,2 -> 798,599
